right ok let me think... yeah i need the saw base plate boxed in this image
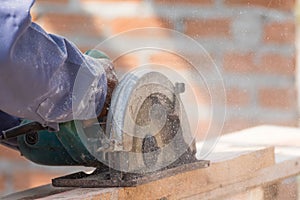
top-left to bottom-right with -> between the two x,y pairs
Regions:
52,159 -> 209,188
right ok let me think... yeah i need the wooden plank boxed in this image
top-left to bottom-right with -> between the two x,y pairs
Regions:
3,126 -> 300,200
184,156 -> 300,200
219,187 -> 264,200
25,146 -> 274,200
1,185 -> 72,200
118,147 -> 275,200
40,187 -> 119,200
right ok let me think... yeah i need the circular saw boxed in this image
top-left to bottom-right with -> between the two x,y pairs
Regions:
0,58 -> 208,187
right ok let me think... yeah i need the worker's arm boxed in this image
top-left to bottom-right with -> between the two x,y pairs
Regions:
0,0 -> 113,130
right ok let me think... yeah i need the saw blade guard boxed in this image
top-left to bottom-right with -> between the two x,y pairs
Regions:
75,70 -> 196,173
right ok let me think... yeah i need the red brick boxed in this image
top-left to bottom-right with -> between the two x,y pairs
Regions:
149,52 -> 215,72
224,0 -> 295,11
155,0 -> 213,5
226,88 -> 250,106
264,21 -> 295,44
223,52 -> 255,73
258,54 -> 295,75
77,48 -> 140,71
223,118 -> 255,134
113,54 -> 140,71
190,85 -> 211,106
185,19 -> 231,38
149,52 -> 191,70
37,13 -> 104,36
258,88 -> 296,109
111,17 -> 172,34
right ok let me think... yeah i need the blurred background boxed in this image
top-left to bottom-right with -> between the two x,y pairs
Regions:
0,0 -> 298,196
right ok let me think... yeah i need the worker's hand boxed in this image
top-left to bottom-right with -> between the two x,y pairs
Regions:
99,59 -> 118,118
84,50 -> 118,125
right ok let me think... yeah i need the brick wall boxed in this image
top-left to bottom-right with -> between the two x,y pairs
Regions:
0,0 -> 297,196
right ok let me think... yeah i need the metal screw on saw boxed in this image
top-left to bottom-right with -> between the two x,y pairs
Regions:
25,132 -> 39,145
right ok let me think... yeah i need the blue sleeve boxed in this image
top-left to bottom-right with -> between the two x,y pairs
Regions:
0,0 -> 108,130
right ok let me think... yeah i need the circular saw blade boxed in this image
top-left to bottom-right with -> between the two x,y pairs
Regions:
80,71 -> 196,173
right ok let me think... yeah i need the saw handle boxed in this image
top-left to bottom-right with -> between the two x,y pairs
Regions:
1,122 -> 47,141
